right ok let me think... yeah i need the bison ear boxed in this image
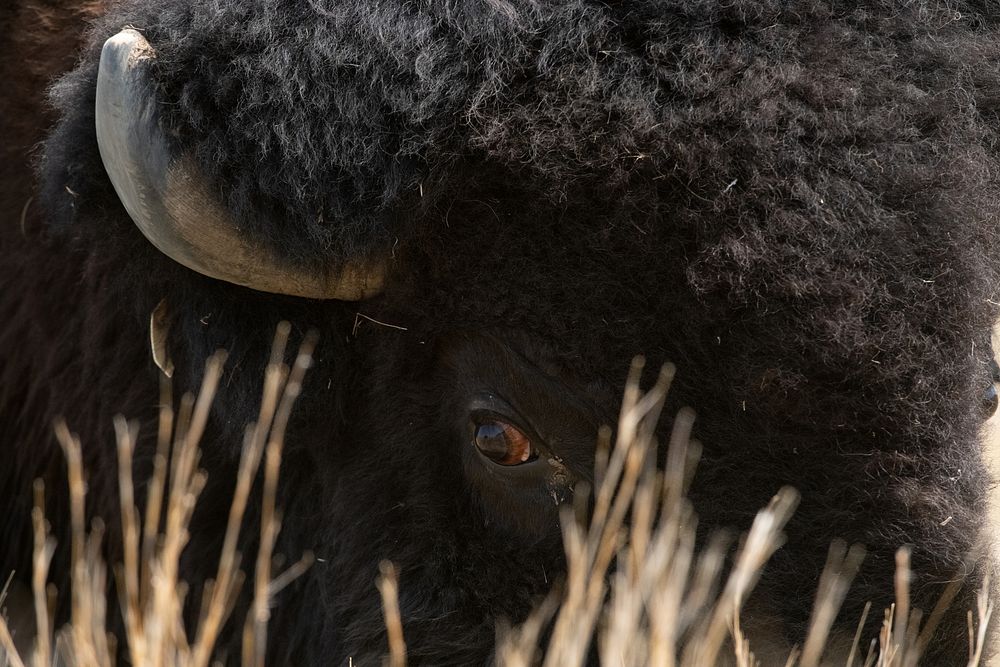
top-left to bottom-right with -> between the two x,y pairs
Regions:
150,298 -> 173,377
95,29 -> 385,300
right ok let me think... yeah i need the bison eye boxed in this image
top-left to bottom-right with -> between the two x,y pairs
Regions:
474,420 -> 536,465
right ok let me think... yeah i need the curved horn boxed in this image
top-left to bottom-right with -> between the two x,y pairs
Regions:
95,29 -> 384,300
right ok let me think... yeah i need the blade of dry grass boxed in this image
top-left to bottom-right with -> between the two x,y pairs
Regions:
378,561 -> 407,667
0,576 -> 26,667
846,601 -> 873,667
245,329 -> 318,667
967,576 -> 993,667
800,540 -> 866,667
29,480 -> 54,667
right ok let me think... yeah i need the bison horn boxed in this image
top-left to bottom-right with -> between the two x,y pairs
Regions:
95,29 -> 385,300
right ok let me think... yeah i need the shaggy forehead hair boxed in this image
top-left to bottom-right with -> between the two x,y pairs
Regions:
46,0 -> 1000,261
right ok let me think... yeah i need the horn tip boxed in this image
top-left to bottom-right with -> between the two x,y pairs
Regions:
102,28 -> 154,65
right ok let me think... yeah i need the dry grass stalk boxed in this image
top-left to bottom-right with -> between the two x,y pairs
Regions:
968,577 -> 994,667
799,540 -> 866,667
243,327 -> 318,667
0,575 -> 26,667
29,480 -> 55,667
846,600 -> 873,667
377,561 -> 407,667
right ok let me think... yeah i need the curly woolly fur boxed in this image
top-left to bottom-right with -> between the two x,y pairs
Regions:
2,0 -> 1000,663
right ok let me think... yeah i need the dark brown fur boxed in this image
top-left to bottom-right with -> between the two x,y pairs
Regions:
2,1 -> 999,664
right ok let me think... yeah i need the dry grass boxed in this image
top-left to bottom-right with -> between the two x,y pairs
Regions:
0,337 -> 995,666
0,324 -> 314,667
493,359 -> 994,667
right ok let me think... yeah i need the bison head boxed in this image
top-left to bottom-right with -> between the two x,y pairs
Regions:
25,0 -> 1000,663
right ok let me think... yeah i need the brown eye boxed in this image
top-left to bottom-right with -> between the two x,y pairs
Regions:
474,420 -> 536,465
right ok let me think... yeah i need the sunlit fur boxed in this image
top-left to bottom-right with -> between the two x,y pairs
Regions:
3,0 -> 1000,664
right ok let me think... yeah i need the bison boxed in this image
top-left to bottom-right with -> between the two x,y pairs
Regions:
2,0 -> 999,663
